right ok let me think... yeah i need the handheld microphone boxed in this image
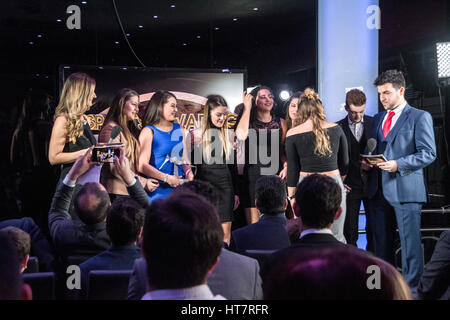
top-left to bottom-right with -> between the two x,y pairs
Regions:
367,138 -> 377,155
108,126 -> 121,143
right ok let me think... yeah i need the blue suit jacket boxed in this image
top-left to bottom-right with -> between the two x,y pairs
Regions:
368,104 -> 436,204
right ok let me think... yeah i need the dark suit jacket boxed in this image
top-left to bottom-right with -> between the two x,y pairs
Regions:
262,232 -> 346,280
229,214 -> 290,253
128,248 -> 263,300
78,244 -> 141,298
48,180 -> 149,258
418,230 -> 450,300
0,217 -> 56,272
338,115 -> 373,193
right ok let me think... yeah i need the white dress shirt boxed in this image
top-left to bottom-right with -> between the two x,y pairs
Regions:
381,101 -> 407,131
348,117 -> 364,142
300,228 -> 334,239
141,284 -> 226,300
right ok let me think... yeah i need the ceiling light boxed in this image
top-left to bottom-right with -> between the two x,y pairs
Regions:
115,41 -> 119,44
253,8 -> 259,11
153,16 -> 158,19
214,27 -> 219,30
170,5 -> 176,8
81,1 -> 87,4
29,41 -> 34,45
126,33 -> 130,37
37,34 -> 42,38
182,43 -> 187,46
233,18 -> 238,21
138,25 -> 143,29
56,19 -> 62,22
196,35 -> 201,39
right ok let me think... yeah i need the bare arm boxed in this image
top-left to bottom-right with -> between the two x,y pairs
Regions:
48,116 -> 89,165
235,92 -> 253,141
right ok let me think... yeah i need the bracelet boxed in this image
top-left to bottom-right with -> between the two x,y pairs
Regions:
163,174 -> 169,183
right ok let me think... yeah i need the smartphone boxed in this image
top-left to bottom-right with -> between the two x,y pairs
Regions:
246,86 -> 257,93
91,146 -> 121,163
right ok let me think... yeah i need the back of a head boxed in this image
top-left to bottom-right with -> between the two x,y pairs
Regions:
74,182 -> 110,225
0,227 -> 31,261
142,192 -> 223,290
264,246 -> 413,300
255,175 -> 287,215
106,197 -> 144,246
0,233 -> 23,300
295,174 -> 341,228
172,180 -> 219,208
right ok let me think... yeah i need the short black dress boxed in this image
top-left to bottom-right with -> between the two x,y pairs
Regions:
240,116 -> 283,208
191,135 -> 238,223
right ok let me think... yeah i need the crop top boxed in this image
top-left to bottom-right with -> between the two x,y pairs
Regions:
285,125 -> 349,187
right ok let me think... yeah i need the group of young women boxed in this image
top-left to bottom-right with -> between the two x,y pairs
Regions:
48,72 -> 349,244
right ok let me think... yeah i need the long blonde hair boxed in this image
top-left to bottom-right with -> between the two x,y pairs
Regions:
55,72 -> 96,144
201,95 -> 232,163
104,88 -> 141,172
294,88 -> 332,156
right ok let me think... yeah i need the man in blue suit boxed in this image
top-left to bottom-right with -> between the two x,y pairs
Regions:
367,70 -> 436,295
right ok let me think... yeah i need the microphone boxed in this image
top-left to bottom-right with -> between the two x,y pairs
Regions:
108,126 -> 121,143
367,138 -> 377,155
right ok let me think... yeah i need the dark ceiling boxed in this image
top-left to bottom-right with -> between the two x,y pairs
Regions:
0,0 -> 449,101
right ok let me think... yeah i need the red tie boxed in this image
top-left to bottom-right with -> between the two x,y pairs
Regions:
382,111 -> 395,138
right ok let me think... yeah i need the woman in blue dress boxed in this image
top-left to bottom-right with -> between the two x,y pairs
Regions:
138,90 -> 194,201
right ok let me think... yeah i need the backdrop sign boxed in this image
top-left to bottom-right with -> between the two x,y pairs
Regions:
59,65 -> 246,134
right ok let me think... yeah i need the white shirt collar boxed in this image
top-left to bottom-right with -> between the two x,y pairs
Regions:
300,228 -> 333,239
347,116 -> 364,126
389,100 -> 407,115
141,284 -> 226,300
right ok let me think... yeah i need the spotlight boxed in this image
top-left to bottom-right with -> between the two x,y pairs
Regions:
437,42 -> 450,79
170,5 -> 176,8
279,90 -> 291,101
37,34 -> 42,38
114,41 -> 119,44
196,35 -> 201,39
153,16 -> 158,19
233,18 -> 238,21
214,27 -> 219,30
138,25 -> 143,29
56,19 -> 62,22
253,8 -> 259,11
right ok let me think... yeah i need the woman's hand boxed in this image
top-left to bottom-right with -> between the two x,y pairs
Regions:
233,195 -> 240,211
146,178 -> 159,192
186,170 -> 195,181
243,92 -> 253,111
279,167 -> 287,180
167,175 -> 182,188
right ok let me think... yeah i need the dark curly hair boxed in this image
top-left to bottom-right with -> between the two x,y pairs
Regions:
374,70 -> 406,90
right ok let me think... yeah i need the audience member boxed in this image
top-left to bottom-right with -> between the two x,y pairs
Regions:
48,146 -> 149,258
78,197 -> 144,298
418,230 -> 450,300
285,218 -> 302,245
141,192 -> 224,300
263,246 -> 412,300
0,227 -> 30,273
229,176 -> 290,252
263,174 -> 347,278
0,217 -> 56,272
0,232 -> 32,300
128,180 -> 262,300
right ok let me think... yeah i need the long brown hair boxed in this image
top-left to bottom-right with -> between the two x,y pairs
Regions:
55,72 -> 96,143
284,91 -> 303,130
201,95 -> 233,163
104,88 -> 140,171
295,88 -> 331,156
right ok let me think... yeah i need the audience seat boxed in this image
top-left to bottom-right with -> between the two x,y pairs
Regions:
23,272 -> 56,300
24,256 -> 39,273
87,270 -> 132,300
243,249 -> 276,270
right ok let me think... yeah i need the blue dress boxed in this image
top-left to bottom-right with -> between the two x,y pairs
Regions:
146,123 -> 184,202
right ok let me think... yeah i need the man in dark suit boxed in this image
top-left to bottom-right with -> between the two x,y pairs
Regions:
229,176 -> 290,253
48,147 -> 150,258
418,230 -> 450,300
78,197 -> 144,298
338,89 -> 373,249
262,174 -> 347,279
367,70 -> 436,296
128,247 -> 262,300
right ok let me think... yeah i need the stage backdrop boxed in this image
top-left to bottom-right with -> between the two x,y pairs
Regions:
59,65 -> 246,134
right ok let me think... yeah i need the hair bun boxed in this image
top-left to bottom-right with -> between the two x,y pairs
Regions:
303,88 -> 319,101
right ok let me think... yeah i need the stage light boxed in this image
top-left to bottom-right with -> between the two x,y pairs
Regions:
253,8 -> 259,11
182,43 -> 187,46
81,1 -> 87,4
437,42 -> 450,79
56,19 -> 62,22
279,90 -> 290,101
115,41 -> 119,44
126,33 -> 130,37
153,16 -> 158,19
138,25 -> 143,29
196,35 -> 201,39
214,27 -> 219,30
29,41 -> 34,45
170,5 -> 176,8
233,18 -> 238,21
37,34 -> 42,38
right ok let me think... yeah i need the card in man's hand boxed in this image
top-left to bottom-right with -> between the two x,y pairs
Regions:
361,154 -> 388,166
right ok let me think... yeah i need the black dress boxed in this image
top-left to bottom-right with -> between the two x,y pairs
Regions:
241,116 -> 283,208
59,121 -> 96,180
191,134 -> 238,223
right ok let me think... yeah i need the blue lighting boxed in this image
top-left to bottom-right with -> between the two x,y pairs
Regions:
138,25 -> 143,28
318,0 -> 379,122
37,34 -> 42,38
170,5 -> 176,8
56,19 -> 62,22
